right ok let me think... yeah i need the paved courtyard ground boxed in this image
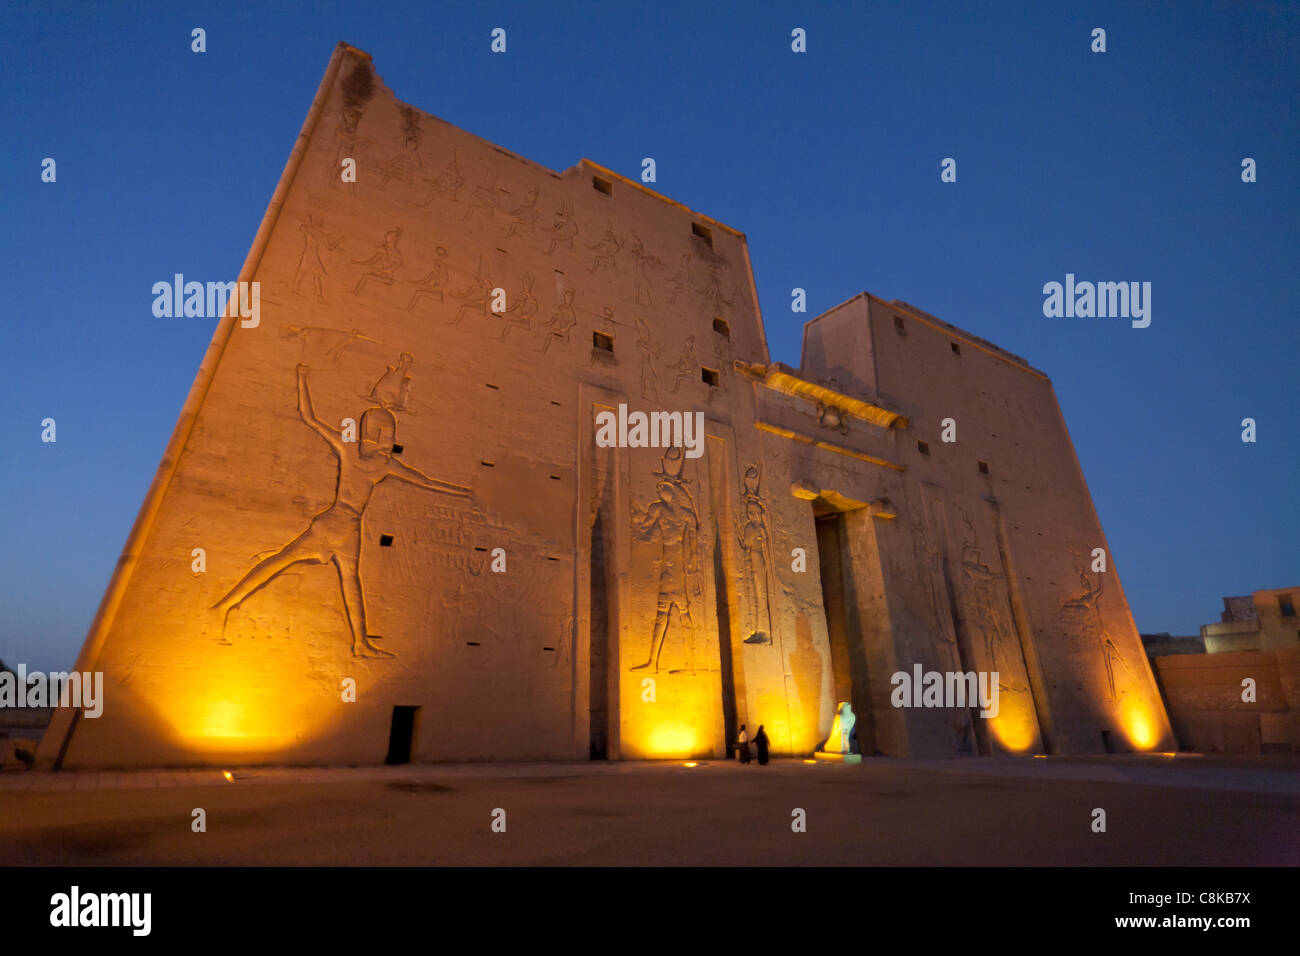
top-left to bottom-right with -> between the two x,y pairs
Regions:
0,755 -> 1295,866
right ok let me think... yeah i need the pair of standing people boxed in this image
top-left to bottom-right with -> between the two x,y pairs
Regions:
736,724 -> 769,765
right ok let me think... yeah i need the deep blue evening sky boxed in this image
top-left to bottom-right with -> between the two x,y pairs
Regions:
2,1 -> 1296,670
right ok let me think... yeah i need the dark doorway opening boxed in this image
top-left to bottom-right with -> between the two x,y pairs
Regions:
1100,729 -> 1115,754
814,509 -> 874,755
385,706 -> 419,765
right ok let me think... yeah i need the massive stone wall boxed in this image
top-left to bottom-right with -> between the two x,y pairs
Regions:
41,43 -> 1171,768
802,295 -> 1176,755
1155,648 -> 1300,753
43,45 -> 836,768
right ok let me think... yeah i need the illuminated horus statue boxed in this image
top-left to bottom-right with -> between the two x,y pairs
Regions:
630,449 -> 704,674
821,701 -> 856,754
212,361 -> 470,658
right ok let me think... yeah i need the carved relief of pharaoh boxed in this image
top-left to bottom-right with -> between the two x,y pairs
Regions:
503,188 -> 541,240
498,272 -> 539,341
1062,555 -> 1139,700
540,289 -> 578,353
630,447 -> 703,674
669,336 -> 699,394
697,264 -> 734,312
587,223 -> 622,273
405,245 -> 450,312
451,260 -> 496,325
957,512 -> 1014,680
414,149 -> 464,207
293,216 -> 343,301
352,227 -> 404,296
331,102 -> 369,195
626,230 -> 664,307
635,317 -> 662,401
463,171 -> 499,222
667,253 -> 693,305
374,106 -> 423,190
544,199 -> 579,255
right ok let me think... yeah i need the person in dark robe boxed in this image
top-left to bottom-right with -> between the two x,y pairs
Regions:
736,724 -> 750,764
753,725 -> 770,765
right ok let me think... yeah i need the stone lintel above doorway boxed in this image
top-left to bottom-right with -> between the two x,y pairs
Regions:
735,360 -> 909,431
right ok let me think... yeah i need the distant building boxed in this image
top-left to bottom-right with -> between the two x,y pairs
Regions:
1140,633 -> 1205,658
1147,587 -> 1300,753
1201,587 -> 1300,653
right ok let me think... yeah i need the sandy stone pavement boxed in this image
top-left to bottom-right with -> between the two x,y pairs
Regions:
0,756 -> 1295,866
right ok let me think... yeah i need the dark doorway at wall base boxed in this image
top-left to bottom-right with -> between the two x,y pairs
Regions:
814,508 -> 876,756
386,706 -> 419,765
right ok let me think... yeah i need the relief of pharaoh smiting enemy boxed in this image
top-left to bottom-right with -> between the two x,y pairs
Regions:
211,351 -> 471,658
629,447 -> 705,674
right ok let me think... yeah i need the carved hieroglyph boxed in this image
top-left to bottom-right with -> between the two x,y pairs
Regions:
635,317 -> 662,401
280,326 -> 377,367
211,355 -> 471,659
669,336 -> 699,394
587,223 -> 622,273
667,253 -> 693,305
405,245 -> 450,311
540,288 -> 577,352
414,150 -> 464,207
544,199 -> 579,255
696,264 -> 734,312
451,261 -> 496,325
711,333 -> 732,391
352,227 -> 404,296
503,188 -> 541,240
330,66 -> 372,195
293,217 -> 343,301
498,272 -> 540,341
463,170 -> 499,223
369,105 -> 424,192
374,139 -> 422,191
626,230 -> 664,307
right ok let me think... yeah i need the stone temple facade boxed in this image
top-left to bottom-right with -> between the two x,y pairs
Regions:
38,44 -> 1175,768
